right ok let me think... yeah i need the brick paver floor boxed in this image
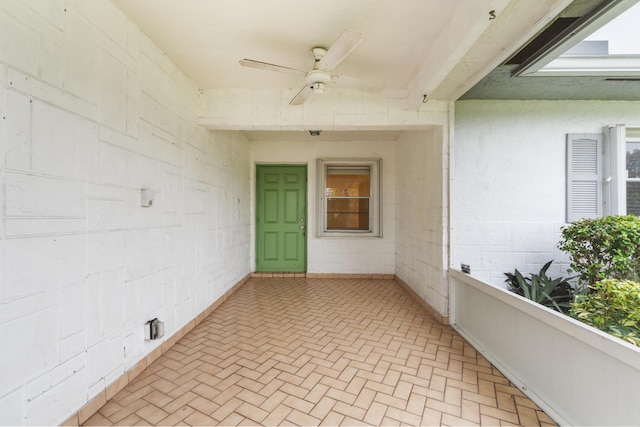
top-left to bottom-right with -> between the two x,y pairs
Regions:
84,278 -> 557,426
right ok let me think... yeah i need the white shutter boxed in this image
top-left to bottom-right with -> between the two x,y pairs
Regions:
566,133 -> 602,222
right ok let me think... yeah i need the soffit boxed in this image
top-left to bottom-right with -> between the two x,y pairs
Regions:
461,0 -> 640,100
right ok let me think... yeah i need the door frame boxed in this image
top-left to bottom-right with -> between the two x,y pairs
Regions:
254,163 -> 308,272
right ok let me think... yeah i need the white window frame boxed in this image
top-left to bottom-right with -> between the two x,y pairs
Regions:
317,159 -> 382,237
602,125 -> 626,216
603,125 -> 640,216
623,127 -> 640,215
567,126 -> 640,221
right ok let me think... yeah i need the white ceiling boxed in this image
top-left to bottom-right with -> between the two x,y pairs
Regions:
111,1 -> 573,101
113,0 -> 465,93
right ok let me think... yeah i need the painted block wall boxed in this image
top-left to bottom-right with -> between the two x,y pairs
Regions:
395,129 -> 449,317
250,139 -> 396,275
0,2 -> 250,425
453,100 -> 640,284
198,88 -> 452,132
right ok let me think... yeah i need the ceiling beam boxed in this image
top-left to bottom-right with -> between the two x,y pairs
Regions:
414,0 -> 573,106
404,0 -> 512,109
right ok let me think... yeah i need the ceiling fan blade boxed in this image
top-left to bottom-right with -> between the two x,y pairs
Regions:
239,59 -> 306,76
290,84 -> 314,105
332,75 -> 385,94
318,29 -> 364,72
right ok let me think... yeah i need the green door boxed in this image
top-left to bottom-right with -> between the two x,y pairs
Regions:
256,165 -> 307,272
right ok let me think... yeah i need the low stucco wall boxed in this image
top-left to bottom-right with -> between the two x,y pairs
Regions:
450,270 -> 640,426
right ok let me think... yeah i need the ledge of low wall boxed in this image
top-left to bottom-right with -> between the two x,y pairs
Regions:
450,269 -> 640,426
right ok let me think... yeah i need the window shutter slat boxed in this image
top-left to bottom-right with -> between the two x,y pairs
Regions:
566,133 -> 602,222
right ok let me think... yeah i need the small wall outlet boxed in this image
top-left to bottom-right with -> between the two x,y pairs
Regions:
461,264 -> 471,274
141,189 -> 154,207
144,318 -> 164,340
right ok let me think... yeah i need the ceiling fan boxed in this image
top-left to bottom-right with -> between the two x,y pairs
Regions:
239,30 -> 384,105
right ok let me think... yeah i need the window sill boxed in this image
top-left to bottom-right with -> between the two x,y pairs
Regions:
317,232 -> 382,238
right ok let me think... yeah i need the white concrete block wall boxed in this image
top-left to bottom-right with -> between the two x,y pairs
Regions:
199,89 -> 451,132
0,2 -> 250,425
250,139 -> 396,275
453,100 -> 640,284
395,129 -> 449,317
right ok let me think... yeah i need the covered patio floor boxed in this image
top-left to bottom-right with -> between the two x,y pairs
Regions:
83,278 -> 556,426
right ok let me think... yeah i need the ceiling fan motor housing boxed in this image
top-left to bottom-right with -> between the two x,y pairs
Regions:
306,69 -> 332,92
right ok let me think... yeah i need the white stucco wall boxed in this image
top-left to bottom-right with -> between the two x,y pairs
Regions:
451,270 -> 640,426
395,129 -> 449,317
453,100 -> 640,284
0,2 -> 250,425
250,139 -> 396,275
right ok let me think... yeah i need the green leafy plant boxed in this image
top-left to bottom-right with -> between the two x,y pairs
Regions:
504,261 -> 577,313
558,215 -> 640,286
570,279 -> 640,347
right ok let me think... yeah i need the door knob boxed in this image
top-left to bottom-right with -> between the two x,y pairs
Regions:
299,225 -> 305,230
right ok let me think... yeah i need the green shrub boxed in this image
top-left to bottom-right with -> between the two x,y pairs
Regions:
570,279 -> 640,347
558,215 -> 640,286
504,261 -> 576,313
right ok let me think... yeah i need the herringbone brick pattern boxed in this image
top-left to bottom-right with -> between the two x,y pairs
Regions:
84,278 -> 557,426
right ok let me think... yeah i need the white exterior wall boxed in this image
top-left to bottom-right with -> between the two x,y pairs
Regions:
395,129 -> 449,317
250,139 -> 396,275
0,2 -> 250,425
453,100 -> 640,284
